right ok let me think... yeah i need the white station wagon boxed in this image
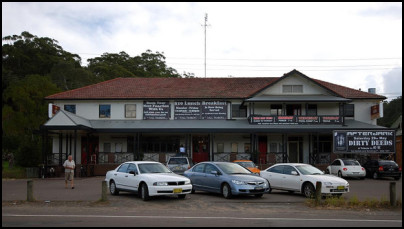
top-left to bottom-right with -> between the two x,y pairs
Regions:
260,163 -> 349,198
105,161 -> 192,201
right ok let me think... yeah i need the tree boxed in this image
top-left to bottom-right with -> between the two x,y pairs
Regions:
377,96 -> 402,127
87,50 -> 181,80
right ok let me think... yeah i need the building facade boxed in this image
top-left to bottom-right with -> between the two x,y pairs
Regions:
42,70 -> 392,176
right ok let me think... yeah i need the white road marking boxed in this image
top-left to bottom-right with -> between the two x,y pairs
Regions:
2,214 -> 402,223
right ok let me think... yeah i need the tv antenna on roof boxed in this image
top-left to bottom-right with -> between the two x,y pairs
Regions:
202,13 -> 210,78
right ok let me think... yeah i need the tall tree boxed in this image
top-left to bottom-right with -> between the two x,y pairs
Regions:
378,96 -> 402,127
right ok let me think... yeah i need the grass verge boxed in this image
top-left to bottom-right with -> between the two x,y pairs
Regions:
2,161 -> 27,179
305,195 -> 402,210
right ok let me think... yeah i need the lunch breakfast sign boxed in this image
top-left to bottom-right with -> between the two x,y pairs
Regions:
333,130 -> 395,153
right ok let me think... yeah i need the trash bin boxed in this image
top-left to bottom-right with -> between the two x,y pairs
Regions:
26,167 -> 39,178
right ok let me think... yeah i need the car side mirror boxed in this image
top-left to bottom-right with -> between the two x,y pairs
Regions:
211,171 -> 219,176
129,171 -> 136,176
291,171 -> 299,176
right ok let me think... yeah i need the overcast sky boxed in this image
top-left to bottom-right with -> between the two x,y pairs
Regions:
2,2 -> 402,100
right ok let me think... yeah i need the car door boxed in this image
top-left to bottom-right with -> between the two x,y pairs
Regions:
261,165 -> 285,189
114,163 -> 130,189
123,163 -> 141,191
188,163 -> 206,190
330,160 -> 341,175
203,164 -> 222,193
282,165 -> 301,191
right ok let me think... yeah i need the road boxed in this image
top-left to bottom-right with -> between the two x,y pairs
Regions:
2,176 -> 402,227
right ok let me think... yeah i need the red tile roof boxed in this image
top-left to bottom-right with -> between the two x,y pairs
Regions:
45,77 -> 279,100
45,70 -> 386,100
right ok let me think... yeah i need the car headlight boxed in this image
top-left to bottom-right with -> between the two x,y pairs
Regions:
232,180 -> 247,185
323,182 -> 333,186
184,180 -> 191,185
153,182 -> 168,186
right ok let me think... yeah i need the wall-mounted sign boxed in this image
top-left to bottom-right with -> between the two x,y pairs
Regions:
249,115 -> 342,125
143,101 -> 170,120
371,104 -> 380,120
174,101 -> 227,120
48,103 -> 60,118
333,130 -> 395,154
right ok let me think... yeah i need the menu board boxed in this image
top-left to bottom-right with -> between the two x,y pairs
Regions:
143,101 -> 170,120
174,101 -> 201,120
174,101 -> 227,120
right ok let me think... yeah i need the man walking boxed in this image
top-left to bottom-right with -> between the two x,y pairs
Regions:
63,155 -> 75,189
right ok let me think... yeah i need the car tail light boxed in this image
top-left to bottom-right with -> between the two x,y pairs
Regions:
343,168 -> 347,171
362,167 -> 365,171
399,167 -> 402,172
378,166 -> 384,171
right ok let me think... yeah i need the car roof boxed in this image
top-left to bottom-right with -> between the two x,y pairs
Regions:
233,160 -> 253,162
124,161 -> 160,164
270,163 -> 311,166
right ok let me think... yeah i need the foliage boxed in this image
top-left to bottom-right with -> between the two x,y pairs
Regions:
2,31 -> 192,167
378,96 -> 402,127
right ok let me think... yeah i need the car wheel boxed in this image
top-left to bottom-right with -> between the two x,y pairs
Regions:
178,194 -> 186,199
372,172 -> 378,179
303,183 -> 315,198
338,171 -> 343,178
222,183 -> 233,199
109,180 -> 119,195
140,183 -> 150,201
394,177 -> 401,181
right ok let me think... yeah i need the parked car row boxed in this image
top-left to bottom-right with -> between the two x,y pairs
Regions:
106,157 -> 402,201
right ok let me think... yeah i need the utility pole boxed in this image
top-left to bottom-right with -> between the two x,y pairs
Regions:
203,13 -> 210,78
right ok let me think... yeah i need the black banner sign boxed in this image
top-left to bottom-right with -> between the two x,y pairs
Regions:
174,101 -> 227,120
143,101 -> 170,120
333,130 -> 395,153
250,115 -> 341,125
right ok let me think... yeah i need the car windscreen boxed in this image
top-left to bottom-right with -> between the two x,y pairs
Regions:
236,162 -> 255,168
216,163 -> 252,174
168,158 -> 188,165
379,161 -> 398,167
295,165 -> 324,175
342,160 -> 360,166
138,163 -> 172,174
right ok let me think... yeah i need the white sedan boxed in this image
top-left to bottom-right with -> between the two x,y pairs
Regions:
260,163 -> 349,198
105,161 -> 192,201
326,159 -> 366,179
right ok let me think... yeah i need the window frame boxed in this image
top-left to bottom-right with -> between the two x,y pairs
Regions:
99,104 -> 111,118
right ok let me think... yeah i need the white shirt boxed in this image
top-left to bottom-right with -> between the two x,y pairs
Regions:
63,159 -> 75,173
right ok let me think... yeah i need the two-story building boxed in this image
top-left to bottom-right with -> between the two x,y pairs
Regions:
42,69 -> 392,176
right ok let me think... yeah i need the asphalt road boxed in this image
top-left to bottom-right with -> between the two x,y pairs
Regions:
2,176 -> 402,227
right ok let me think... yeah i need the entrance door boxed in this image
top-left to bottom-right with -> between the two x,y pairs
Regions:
192,135 -> 209,163
81,136 -> 99,165
258,136 -> 267,164
288,142 -> 299,163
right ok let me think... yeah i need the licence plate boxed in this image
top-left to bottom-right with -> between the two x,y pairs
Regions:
337,186 -> 345,190
255,187 -> 264,191
173,188 -> 182,194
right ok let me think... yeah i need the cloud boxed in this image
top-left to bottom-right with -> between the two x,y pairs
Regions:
382,68 -> 403,100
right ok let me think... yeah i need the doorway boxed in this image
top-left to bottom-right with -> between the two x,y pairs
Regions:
258,136 -> 267,164
288,141 -> 299,163
192,135 -> 209,163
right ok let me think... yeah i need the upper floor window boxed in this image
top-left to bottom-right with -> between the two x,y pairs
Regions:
125,104 -> 137,118
340,104 -> 354,117
99,104 -> 111,118
306,104 -> 317,116
270,104 -> 283,115
64,104 -> 76,114
283,85 -> 303,93
232,104 -> 247,118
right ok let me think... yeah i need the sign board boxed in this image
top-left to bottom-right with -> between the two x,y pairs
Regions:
143,101 -> 170,120
174,101 -> 227,120
250,115 -> 342,125
48,103 -> 60,118
371,104 -> 380,120
333,130 -> 395,154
